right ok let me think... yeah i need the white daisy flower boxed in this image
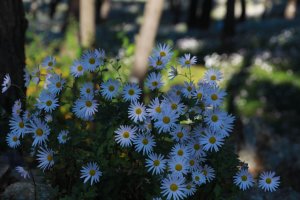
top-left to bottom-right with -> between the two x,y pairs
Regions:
24,68 -> 30,88
161,174 -> 187,200
200,129 -> 224,152
36,91 -> 59,113
145,72 -> 163,91
204,109 -> 227,131
12,99 -> 22,116
182,81 -> 195,98
168,157 -> 189,176
219,113 -> 235,137
100,79 -> 120,100
46,74 -> 65,95
2,74 -> 11,93
9,115 -> 27,137
81,50 -> 100,72
204,87 -> 226,108
148,56 -> 168,70
138,117 -> 153,133
26,117 -> 50,147
200,164 -> 215,182
15,166 -> 30,179
57,130 -> 69,144
95,48 -> 106,66
184,182 -> 196,196
154,106 -> 179,133
203,68 -> 223,85
80,162 -> 102,185
41,56 -> 56,69
145,153 -> 167,175
192,170 -> 206,186
128,101 -> 147,123
147,97 -> 162,120
80,82 -> 94,98
37,146 -> 54,171
31,66 -> 41,84
168,85 -> 184,97
72,95 -> 99,121
44,114 -> 53,123
187,139 -> 206,158
258,171 -> 280,192
170,125 -> 189,143
122,83 -> 142,102
153,43 -> 172,60
162,95 -> 185,115
70,60 -> 85,77
170,143 -> 191,160
6,132 -> 21,148
179,53 -> 197,68
186,156 -> 201,172
168,66 -> 178,80
133,132 -> 156,155
114,125 -> 137,147
234,168 -> 255,191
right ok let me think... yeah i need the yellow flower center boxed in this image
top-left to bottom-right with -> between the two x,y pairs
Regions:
175,164 -> 182,171
123,131 -> 129,138
153,160 -> 160,166
36,128 -> 44,136
171,103 -> 177,110
185,60 -> 191,65
160,51 -> 166,57
85,101 -> 92,107
19,122 -> 24,128
162,116 -> 170,124
152,81 -> 158,87
241,175 -> 248,181
47,155 -> 53,161
202,170 -> 207,176
170,183 -> 178,192
177,132 -> 183,139
266,178 -> 272,184
77,65 -> 83,71
56,82 -> 61,88
195,176 -> 200,181
48,61 -> 53,66
209,136 -> 216,144
187,86 -> 192,92
177,149 -> 183,156
197,93 -> 203,99
89,58 -> 95,64
210,75 -> 216,80
211,94 -> 218,101
135,108 -> 142,115
13,136 -> 18,142
194,144 -> 200,150
46,100 -> 52,106
176,91 -> 181,96
155,106 -> 161,113
108,85 -> 115,92
211,115 -> 218,122
186,184 -> 191,190
189,160 -> 195,166
128,89 -> 135,96
86,88 -> 91,93
156,59 -> 162,66
89,169 -> 96,176
62,135 -> 67,140
142,138 -> 148,145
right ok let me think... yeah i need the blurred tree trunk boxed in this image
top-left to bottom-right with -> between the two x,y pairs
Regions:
0,0 -> 27,113
100,0 -> 111,22
239,0 -> 246,22
284,0 -> 297,19
223,0 -> 236,38
80,0 -> 96,48
187,0 -> 199,28
132,0 -> 164,83
199,0 -> 213,29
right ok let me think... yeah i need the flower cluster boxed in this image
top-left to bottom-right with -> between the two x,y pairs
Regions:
1,44 -> 280,198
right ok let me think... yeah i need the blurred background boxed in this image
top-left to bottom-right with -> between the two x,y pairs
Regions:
0,0 -> 300,199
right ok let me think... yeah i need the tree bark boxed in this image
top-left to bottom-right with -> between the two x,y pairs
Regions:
80,0 -> 96,48
187,0 -> 199,28
239,0 -> 246,22
284,0 -> 297,20
223,0 -> 236,38
131,0 -> 165,83
0,0 -> 27,113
